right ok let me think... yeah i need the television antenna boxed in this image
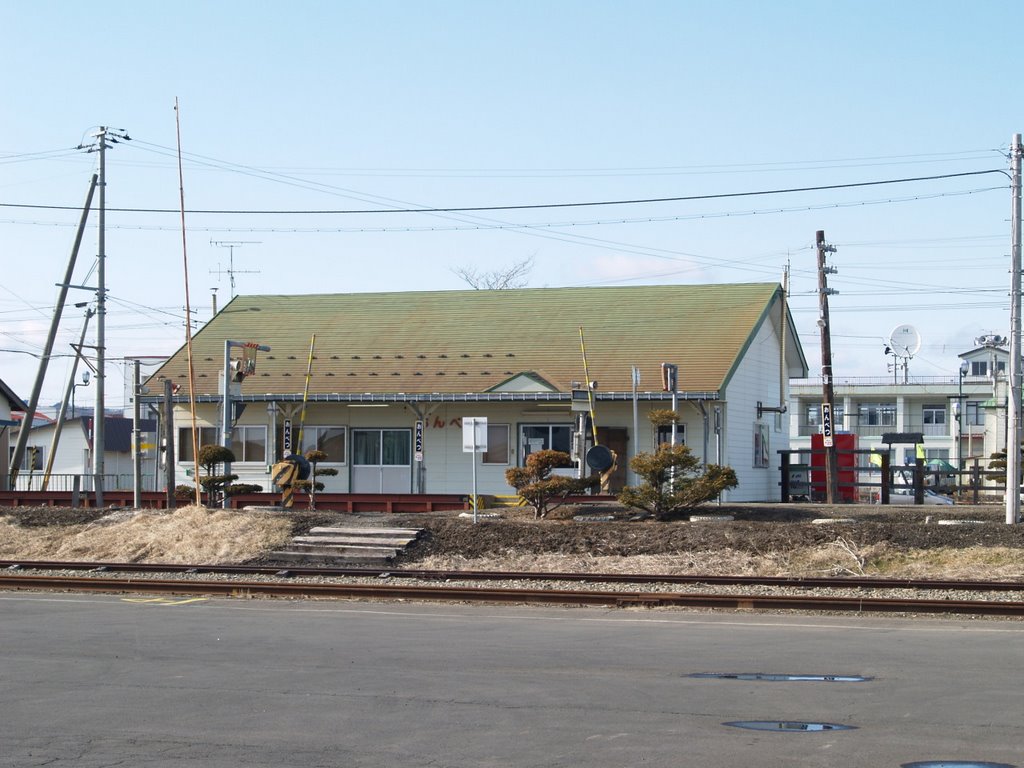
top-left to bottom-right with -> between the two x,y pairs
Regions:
885,324 -> 921,383
210,240 -> 261,297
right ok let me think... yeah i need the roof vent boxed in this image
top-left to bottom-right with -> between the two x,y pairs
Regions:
439,354 -> 448,358
287,355 -> 296,360
417,354 -> 427,359
506,353 -> 515,357
483,353 -> 493,358
395,354 -> 404,359
373,355 -> 382,359
461,353 -> 470,358
352,355 -> 361,359
326,372 -> 334,376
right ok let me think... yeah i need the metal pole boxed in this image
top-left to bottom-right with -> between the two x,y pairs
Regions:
132,359 -> 142,509
471,424 -> 478,524
163,379 -> 176,509
221,339 -> 232,509
631,365 -> 639,486
1007,133 -> 1023,524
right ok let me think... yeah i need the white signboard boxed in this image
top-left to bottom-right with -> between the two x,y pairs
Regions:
821,403 -> 834,448
463,417 -> 488,453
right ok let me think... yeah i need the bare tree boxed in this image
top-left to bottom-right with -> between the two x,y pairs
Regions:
453,255 -> 534,290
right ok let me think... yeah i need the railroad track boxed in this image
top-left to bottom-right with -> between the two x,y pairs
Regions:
3,559 -> 1024,617
2,558 -> 1024,592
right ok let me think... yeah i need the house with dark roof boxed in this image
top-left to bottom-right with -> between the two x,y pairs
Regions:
10,415 -> 159,492
146,284 -> 808,502
1,378 -> 29,491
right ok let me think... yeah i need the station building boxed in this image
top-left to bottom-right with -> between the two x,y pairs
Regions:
146,284 -> 807,503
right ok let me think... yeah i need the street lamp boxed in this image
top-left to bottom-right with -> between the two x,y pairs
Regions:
71,370 -> 90,419
957,360 -> 969,473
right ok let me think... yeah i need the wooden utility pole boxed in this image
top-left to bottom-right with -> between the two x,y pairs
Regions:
816,230 -> 840,503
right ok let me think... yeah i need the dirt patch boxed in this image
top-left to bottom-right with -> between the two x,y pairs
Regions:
0,505 -> 291,564
3,502 -> 1024,578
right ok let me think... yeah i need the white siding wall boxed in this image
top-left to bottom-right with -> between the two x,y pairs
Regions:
174,400 -> 714,496
721,318 -> 788,502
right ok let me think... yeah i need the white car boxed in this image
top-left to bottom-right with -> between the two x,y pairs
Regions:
889,487 -> 954,505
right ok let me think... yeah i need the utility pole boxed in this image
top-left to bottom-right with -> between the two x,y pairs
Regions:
82,126 -> 130,506
816,230 -> 839,504
1007,133 -> 1023,524
8,175 -> 97,488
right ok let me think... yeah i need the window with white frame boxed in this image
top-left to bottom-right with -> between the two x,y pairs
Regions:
806,404 -> 844,427
857,402 -> 896,427
178,426 -> 217,462
231,425 -> 267,463
483,424 -> 510,465
971,360 -> 988,376
656,424 -> 686,447
923,405 -> 946,425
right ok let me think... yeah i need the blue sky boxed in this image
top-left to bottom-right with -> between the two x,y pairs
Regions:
2,1 -> 1022,408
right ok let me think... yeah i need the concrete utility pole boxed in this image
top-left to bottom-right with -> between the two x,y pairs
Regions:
8,176 -> 97,488
1007,133 -> 1023,524
85,127 -> 130,506
816,230 -> 840,504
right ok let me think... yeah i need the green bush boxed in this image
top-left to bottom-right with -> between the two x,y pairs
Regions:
617,443 -> 738,520
505,449 -> 597,519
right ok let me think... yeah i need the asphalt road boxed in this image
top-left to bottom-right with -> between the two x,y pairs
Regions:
1,593 -> 1022,767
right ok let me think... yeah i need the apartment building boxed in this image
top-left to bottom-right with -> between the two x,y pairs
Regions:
789,339 -> 1009,473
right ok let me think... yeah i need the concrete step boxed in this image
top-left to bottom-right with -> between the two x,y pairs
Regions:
272,526 -> 425,566
307,526 -> 422,537
285,543 -> 399,558
266,550 -> 395,564
293,535 -> 417,547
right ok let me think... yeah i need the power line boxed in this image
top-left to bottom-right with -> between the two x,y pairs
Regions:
0,169 -> 1007,216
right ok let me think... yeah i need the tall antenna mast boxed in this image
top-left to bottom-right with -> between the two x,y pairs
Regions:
210,240 -> 261,297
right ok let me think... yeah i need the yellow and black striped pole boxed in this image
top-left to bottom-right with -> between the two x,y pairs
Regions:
272,460 -> 298,508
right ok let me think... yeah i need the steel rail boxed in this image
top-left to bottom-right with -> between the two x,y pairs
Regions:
2,559 -> 1023,593
2,573 -> 1024,617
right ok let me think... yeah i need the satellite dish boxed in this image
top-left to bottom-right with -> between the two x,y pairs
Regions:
888,324 -> 922,357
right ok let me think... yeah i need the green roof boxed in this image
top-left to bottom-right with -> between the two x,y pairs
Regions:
148,283 -> 803,397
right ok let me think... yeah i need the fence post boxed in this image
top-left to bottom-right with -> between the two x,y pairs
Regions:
780,451 -> 791,503
71,475 -> 80,509
972,459 -> 981,505
880,454 -> 890,505
914,457 -> 925,505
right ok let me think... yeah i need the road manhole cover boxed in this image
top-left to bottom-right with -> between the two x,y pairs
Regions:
724,720 -> 855,732
689,672 -> 871,682
902,763 -> 1016,768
